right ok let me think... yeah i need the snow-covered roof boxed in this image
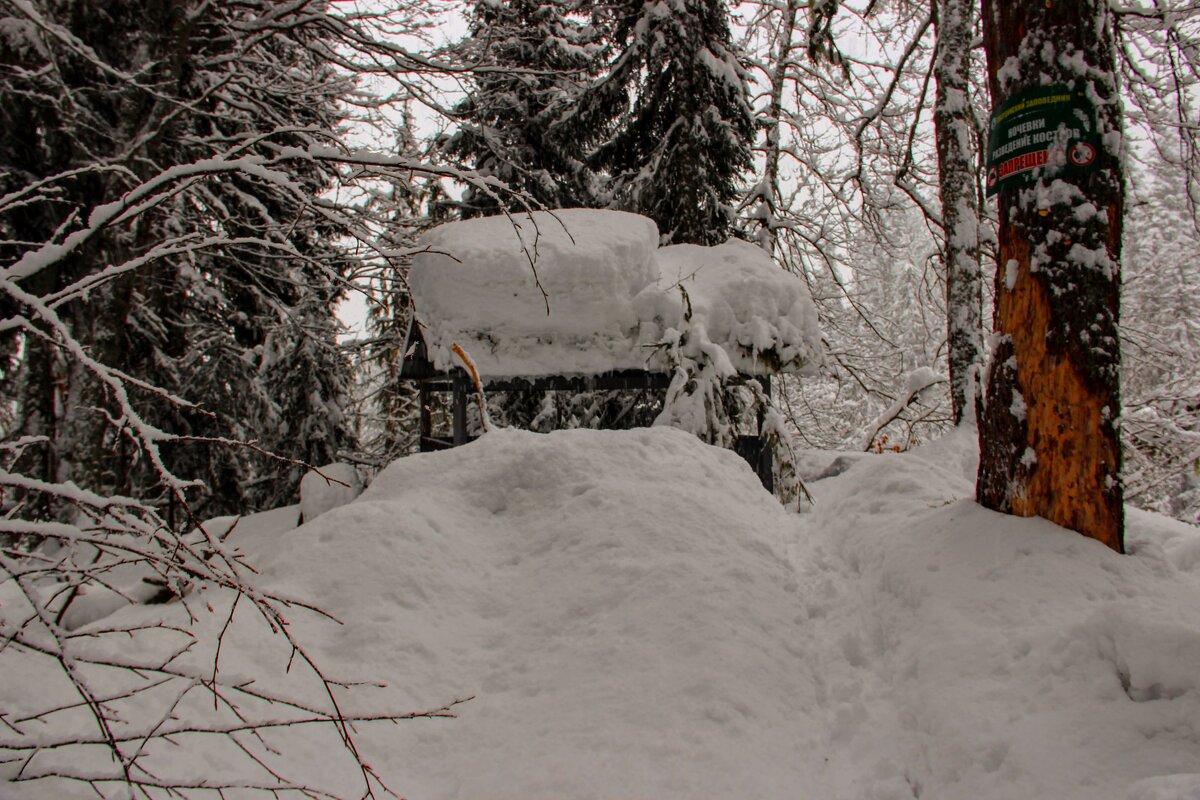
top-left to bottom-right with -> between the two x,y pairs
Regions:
409,209 -> 821,378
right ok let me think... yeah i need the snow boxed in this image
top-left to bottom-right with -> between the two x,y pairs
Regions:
697,45 -> 744,96
1038,178 -> 1086,209
855,366 -> 945,451
1103,128 -> 1124,157
0,18 -> 43,56
4,427 -> 1200,799
410,209 -> 660,377
905,365 -> 942,394
1005,258 -> 1020,290
1058,48 -> 1090,78
636,239 -> 822,374
1012,387 -> 1028,420
939,86 -> 968,115
1075,201 -> 1101,221
997,55 -> 1023,90
299,462 -> 362,522
409,209 -> 820,378
1068,241 -> 1116,278
951,210 -> 978,249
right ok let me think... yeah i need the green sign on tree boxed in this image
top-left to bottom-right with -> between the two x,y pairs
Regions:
986,85 -> 1098,196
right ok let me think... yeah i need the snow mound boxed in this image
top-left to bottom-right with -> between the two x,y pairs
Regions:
257,427 -> 822,798
1127,774 -> 1200,800
410,209 -> 820,377
50,505 -> 301,631
796,428 -> 1200,800
6,427 -> 1200,800
299,462 -> 362,522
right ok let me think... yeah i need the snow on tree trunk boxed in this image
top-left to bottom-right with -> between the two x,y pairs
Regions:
753,0 -> 801,255
933,0 -> 984,426
978,0 -> 1125,552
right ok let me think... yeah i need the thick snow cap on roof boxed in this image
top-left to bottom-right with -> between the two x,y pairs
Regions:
410,209 -> 821,378
636,240 -> 822,374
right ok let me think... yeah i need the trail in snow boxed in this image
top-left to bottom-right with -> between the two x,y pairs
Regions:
3,426 -> 1199,799
796,429 -> 1200,800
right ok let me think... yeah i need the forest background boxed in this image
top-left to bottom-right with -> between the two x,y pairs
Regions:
1,0 -> 1196,531
2,1 -> 1199,796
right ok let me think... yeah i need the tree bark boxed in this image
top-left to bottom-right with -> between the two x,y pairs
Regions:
933,0 -> 984,425
978,0 -> 1125,552
756,0 -> 800,255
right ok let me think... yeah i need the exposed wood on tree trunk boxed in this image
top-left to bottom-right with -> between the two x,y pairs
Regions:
978,0 -> 1125,552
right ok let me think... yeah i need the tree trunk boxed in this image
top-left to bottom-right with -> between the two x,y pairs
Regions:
978,0 -> 1124,552
756,0 -> 800,255
933,0 -> 984,425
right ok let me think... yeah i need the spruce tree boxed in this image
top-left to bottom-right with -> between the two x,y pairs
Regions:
576,0 -> 756,245
0,0 -> 356,518
444,0 -> 600,216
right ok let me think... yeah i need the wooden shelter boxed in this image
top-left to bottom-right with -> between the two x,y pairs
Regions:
397,320 -> 776,491
399,209 -> 824,495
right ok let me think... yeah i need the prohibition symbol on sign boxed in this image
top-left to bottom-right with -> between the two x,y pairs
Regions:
1070,141 -> 1096,167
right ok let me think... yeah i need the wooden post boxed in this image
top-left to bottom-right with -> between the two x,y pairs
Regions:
759,375 -> 773,492
418,382 -> 432,452
452,372 -> 469,446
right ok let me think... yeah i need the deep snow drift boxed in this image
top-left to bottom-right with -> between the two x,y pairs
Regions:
3,427 -> 1200,799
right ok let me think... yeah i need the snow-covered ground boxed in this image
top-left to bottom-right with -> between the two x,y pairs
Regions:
4,426 -> 1200,799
